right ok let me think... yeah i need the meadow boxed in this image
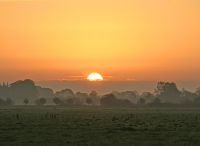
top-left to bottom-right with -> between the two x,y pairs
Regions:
1,106 -> 200,146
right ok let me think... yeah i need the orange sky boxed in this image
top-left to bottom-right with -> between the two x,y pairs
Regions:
0,0 -> 200,81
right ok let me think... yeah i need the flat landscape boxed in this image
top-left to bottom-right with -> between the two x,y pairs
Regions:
1,106 -> 200,146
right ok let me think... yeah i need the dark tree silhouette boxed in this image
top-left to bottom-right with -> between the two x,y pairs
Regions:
151,97 -> 161,105
89,90 -> 98,97
55,89 -> 74,98
193,88 -> 200,104
180,88 -> 197,103
0,98 -> 5,106
155,82 -> 181,103
0,82 -> 10,98
24,98 -> 29,105
53,97 -> 63,105
5,98 -> 14,105
10,79 -> 38,99
100,93 -> 133,107
66,98 -> 74,105
35,98 -> 47,105
155,82 -> 181,98
86,98 -> 93,105
138,98 -> 146,105
196,88 -> 200,97
36,86 -> 54,98
141,92 -> 154,99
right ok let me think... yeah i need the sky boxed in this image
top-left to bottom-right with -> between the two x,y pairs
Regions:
0,0 -> 200,82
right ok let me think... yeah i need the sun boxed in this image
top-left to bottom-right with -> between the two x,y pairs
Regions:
87,72 -> 103,81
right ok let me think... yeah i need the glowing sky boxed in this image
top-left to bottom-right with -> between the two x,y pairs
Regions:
0,0 -> 200,81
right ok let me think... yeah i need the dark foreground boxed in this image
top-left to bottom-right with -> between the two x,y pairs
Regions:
1,106 -> 200,146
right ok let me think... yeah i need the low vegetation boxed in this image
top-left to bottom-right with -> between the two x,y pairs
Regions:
1,107 -> 200,145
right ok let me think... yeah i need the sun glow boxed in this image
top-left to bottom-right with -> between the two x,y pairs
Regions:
87,73 -> 103,81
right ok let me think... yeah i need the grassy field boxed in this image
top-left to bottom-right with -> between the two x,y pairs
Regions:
1,106 -> 200,146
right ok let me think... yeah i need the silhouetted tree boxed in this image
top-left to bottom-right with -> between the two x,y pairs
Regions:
195,88 -> 200,97
140,92 -> 154,103
55,89 -> 74,98
36,86 -> 54,98
180,88 -> 197,103
35,98 -> 46,105
137,98 -> 146,105
24,98 -> 29,105
88,90 -> 99,105
53,97 -> 63,105
150,97 -> 161,105
194,97 -> 200,104
10,79 -> 38,100
86,98 -> 93,105
0,82 -> 10,98
5,98 -> 14,105
100,93 -> 133,107
89,90 -> 98,97
155,82 -> 181,97
66,98 -> 74,105
141,92 -> 154,98
155,82 -> 181,103
0,98 -> 5,106
113,90 -> 139,103
193,88 -> 200,104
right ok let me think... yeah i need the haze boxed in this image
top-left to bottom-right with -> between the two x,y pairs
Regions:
0,0 -> 200,81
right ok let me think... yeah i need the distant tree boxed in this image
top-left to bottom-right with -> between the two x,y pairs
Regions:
55,89 -> 74,99
114,90 -> 139,103
195,88 -> 200,97
180,88 -> 197,103
150,97 -> 161,105
66,98 -> 74,105
89,90 -> 98,97
137,98 -> 146,105
5,98 -> 14,105
194,97 -> 200,104
35,98 -> 46,105
88,90 -> 99,105
140,92 -> 154,103
0,82 -> 10,99
0,98 -> 5,106
155,82 -> 181,103
141,92 -> 154,99
193,88 -> 200,104
53,97 -> 63,105
100,93 -> 133,107
24,98 -> 29,105
36,86 -> 54,98
100,94 -> 116,106
155,82 -> 181,97
86,98 -> 93,105
10,79 -> 38,100
75,92 -> 88,105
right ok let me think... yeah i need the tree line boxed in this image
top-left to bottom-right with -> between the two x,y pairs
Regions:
0,79 -> 200,107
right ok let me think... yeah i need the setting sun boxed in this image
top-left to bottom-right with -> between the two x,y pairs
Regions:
87,73 -> 103,81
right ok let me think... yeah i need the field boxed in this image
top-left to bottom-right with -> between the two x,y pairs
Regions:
1,107 -> 200,146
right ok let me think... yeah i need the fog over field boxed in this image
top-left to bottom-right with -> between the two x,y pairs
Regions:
37,80 -> 200,94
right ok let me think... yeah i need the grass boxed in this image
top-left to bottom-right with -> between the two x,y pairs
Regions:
0,106 -> 200,146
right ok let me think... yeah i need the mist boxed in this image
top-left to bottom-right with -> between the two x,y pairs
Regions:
36,80 -> 200,94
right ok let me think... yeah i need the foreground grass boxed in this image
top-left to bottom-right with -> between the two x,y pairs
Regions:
1,106 -> 200,146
